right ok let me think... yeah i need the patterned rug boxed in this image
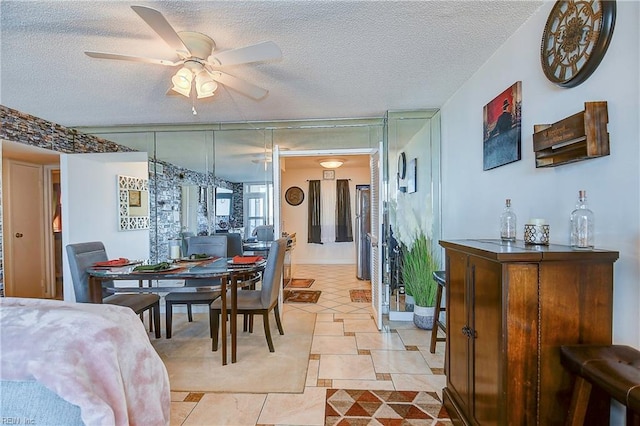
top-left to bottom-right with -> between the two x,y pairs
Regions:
286,278 -> 315,288
283,289 -> 321,303
349,289 -> 372,303
325,389 -> 450,425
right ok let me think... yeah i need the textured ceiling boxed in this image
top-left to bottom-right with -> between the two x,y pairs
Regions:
1,0 -> 543,128
1,1 -> 543,183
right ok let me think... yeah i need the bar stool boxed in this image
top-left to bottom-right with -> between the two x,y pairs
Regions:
560,345 -> 640,426
430,270 -> 446,353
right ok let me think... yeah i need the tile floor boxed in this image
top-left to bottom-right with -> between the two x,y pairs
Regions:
169,264 -> 447,425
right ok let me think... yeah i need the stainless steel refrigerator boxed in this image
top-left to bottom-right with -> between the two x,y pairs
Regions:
355,185 -> 371,280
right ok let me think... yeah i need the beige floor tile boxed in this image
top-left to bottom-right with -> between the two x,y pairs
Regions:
419,347 -> 446,369
257,386 -> 327,426
370,349 -> 432,374
391,373 -> 443,392
313,321 -> 344,336
170,401 -> 197,426
343,319 -> 380,333
355,332 -> 406,350
306,358 -> 320,387
316,298 -> 344,308
182,393 -> 266,426
318,354 -> 377,380
396,327 -> 432,346
171,391 -> 190,402
331,379 -> 396,390
311,335 -> 358,354
334,313 -> 373,321
315,313 -> 335,322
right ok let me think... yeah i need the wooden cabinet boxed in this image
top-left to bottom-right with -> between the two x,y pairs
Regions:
440,239 -> 618,426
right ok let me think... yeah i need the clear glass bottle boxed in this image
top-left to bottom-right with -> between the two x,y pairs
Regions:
500,198 -> 517,242
570,190 -> 594,249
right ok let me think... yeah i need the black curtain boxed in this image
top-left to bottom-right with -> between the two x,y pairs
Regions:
335,179 -> 353,242
308,180 -> 322,244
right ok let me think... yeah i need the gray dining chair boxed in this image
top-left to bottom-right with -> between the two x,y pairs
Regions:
254,225 -> 274,242
66,241 -> 161,338
225,232 -> 243,257
211,238 -> 287,353
164,235 -> 227,338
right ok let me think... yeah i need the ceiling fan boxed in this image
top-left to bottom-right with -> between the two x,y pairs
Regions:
85,5 -> 282,100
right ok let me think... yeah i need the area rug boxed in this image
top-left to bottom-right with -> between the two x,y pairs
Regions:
286,278 -> 315,288
284,289 -> 321,303
349,289 -> 372,303
151,310 -> 315,393
325,389 -> 450,425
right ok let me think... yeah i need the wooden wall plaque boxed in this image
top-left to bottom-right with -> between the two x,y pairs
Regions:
533,101 -> 609,168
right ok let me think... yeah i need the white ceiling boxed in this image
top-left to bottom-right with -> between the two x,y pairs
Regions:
0,0 -> 543,181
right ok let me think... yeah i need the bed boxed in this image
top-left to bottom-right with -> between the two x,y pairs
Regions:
0,297 -> 170,425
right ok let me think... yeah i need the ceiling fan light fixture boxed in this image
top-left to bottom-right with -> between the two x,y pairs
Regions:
319,159 -> 344,169
195,71 -> 218,98
171,84 -> 191,97
172,67 -> 193,90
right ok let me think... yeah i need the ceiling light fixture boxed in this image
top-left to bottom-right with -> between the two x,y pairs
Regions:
171,64 -> 219,99
195,71 -> 218,98
319,159 -> 344,169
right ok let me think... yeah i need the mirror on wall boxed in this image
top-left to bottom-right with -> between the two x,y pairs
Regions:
118,175 -> 149,231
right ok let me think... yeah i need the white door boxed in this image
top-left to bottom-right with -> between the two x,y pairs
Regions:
370,149 -> 383,329
3,160 -> 47,298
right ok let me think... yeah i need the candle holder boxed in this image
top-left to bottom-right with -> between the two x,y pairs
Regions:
524,219 -> 549,245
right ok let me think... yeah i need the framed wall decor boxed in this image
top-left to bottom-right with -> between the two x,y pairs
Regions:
118,175 -> 149,231
128,190 -> 141,207
323,170 -> 335,180
483,81 -> 522,170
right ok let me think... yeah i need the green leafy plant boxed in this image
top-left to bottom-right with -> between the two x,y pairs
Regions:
401,233 -> 440,307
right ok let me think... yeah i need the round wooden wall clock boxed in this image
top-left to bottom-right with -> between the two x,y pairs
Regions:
541,0 -> 616,88
285,186 -> 304,206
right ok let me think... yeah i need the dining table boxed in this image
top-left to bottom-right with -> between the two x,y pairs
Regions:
86,256 -> 266,365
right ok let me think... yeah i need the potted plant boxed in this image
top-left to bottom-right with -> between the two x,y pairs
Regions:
401,232 -> 440,329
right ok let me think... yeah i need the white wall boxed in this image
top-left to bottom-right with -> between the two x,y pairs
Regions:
282,163 -> 371,264
61,152 -> 150,301
440,1 -> 639,347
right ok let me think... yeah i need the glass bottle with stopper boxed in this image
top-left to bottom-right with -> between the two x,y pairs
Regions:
570,190 -> 594,249
500,198 -> 517,242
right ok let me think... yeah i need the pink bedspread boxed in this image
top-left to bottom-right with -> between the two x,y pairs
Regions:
0,297 -> 170,425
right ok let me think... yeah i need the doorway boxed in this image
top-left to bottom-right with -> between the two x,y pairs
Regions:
1,141 -> 62,299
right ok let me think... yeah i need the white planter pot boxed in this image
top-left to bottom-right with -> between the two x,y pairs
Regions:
413,305 -> 435,330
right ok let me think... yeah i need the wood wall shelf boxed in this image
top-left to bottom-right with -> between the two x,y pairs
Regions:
533,101 -> 609,168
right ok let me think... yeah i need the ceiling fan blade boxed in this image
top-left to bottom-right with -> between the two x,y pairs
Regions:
208,70 -> 269,100
131,5 -> 190,56
207,41 -> 282,67
85,51 -> 180,66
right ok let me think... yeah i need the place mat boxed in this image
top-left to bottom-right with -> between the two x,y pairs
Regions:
325,389 -> 449,425
93,258 -> 140,268
231,255 -> 264,264
349,289 -> 372,303
283,290 -> 321,304
286,278 -> 315,288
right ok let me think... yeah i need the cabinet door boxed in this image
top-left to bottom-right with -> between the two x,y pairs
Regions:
445,250 -> 471,412
469,255 -> 502,425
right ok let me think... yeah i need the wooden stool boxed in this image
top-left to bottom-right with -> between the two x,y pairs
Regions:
560,345 -> 640,426
430,270 -> 446,353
